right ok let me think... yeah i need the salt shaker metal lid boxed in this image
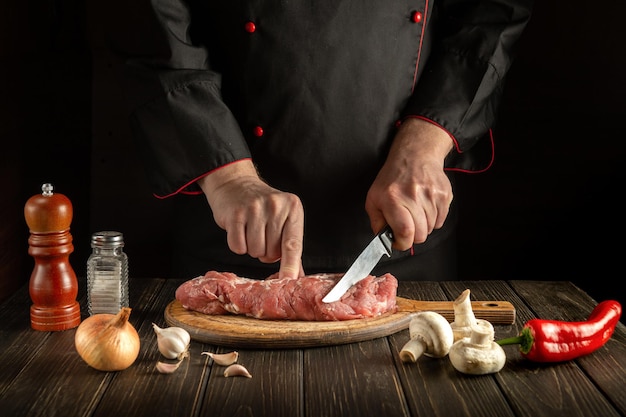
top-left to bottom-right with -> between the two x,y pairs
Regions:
91,231 -> 125,247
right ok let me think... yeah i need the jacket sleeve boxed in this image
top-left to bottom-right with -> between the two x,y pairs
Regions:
402,0 -> 533,172
103,0 -> 251,198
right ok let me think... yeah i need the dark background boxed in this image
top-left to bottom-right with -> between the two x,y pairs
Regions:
2,1 -> 624,312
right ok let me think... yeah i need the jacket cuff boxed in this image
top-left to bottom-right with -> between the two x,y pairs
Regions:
398,115 -> 494,173
152,158 -> 253,199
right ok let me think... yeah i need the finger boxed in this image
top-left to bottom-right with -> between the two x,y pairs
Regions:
278,214 -> 304,280
366,207 -> 388,238
246,218 -> 268,259
278,237 -> 303,279
226,219 -> 248,255
243,200 -> 269,258
411,208 -> 429,244
434,202 -> 450,230
261,214 -> 284,263
434,191 -> 453,229
385,213 -> 416,252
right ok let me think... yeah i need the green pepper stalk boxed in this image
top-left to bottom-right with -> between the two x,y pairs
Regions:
497,300 -> 622,362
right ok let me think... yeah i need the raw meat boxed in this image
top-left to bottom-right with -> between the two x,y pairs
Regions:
175,271 -> 398,321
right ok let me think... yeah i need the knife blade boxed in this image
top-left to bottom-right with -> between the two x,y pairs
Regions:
322,225 -> 394,303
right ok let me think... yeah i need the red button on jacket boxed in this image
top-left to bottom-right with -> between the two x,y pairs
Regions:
245,21 -> 256,33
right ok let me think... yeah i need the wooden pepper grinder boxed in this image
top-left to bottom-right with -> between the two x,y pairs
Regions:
24,183 -> 81,331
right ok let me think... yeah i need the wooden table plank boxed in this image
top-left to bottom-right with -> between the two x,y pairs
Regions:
0,284 -> 52,398
304,339 -> 409,417
200,348 -> 303,417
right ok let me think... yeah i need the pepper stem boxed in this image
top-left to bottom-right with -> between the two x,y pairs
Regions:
496,327 -> 534,354
496,335 -> 525,346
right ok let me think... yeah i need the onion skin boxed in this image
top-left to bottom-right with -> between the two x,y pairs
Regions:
74,307 -> 140,371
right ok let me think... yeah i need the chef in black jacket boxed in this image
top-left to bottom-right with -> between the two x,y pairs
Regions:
105,0 -> 533,281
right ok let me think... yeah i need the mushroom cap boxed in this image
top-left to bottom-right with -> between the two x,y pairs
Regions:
409,311 -> 454,358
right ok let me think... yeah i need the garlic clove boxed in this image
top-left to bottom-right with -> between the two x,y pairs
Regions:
201,351 -> 239,366
155,360 -> 183,374
153,323 -> 191,360
223,364 -> 252,378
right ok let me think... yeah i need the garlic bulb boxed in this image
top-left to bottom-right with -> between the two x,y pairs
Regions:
152,323 -> 191,360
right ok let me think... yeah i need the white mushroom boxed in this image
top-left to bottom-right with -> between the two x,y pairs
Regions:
399,311 -> 454,363
450,289 -> 477,342
448,319 -> 506,375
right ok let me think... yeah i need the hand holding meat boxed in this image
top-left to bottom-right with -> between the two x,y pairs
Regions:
365,118 -> 454,250
199,160 -> 305,279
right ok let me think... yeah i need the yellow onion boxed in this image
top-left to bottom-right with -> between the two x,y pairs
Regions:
74,307 -> 140,371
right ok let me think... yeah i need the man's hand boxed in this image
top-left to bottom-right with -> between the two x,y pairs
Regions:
199,160 -> 305,279
365,118 -> 455,251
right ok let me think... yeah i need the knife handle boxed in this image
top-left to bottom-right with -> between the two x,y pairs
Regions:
396,297 -> 516,325
378,225 -> 394,256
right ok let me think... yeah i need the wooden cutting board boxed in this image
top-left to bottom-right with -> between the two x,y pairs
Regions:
164,297 -> 515,349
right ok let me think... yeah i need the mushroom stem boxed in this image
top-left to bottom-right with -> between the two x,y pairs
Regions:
451,289 -> 477,341
399,311 -> 454,363
400,338 -> 426,363
469,321 -> 493,345
449,320 -> 506,375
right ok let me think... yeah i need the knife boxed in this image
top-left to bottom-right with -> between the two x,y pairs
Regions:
322,225 -> 394,303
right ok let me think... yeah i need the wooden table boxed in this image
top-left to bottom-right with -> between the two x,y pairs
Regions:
0,278 -> 624,417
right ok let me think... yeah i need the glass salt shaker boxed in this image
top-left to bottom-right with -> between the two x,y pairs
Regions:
87,231 -> 129,315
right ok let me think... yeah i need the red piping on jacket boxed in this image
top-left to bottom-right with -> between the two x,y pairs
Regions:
152,158 -> 253,200
412,0 -> 430,92
446,128 -> 495,174
402,115 -> 495,174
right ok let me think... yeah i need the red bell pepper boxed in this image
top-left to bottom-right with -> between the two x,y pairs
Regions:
497,300 -> 622,362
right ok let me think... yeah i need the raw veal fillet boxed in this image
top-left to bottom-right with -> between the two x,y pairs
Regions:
175,271 -> 398,321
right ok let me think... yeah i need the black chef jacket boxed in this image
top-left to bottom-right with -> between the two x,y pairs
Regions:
104,0 -> 533,279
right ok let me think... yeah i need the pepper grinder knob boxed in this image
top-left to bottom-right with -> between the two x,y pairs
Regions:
24,183 -> 81,331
